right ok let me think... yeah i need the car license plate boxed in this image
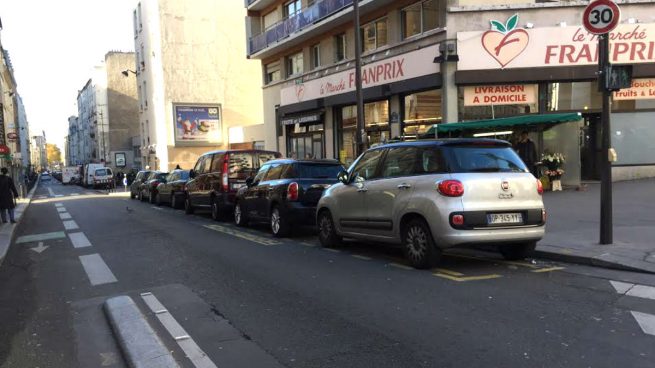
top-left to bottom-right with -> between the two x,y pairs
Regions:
231,183 -> 245,190
487,213 -> 523,225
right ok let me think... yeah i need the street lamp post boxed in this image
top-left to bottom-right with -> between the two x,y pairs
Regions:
353,0 -> 367,156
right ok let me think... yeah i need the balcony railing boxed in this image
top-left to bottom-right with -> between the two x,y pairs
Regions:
249,0 -> 353,55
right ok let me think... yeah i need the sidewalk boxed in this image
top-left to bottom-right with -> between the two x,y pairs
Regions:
0,179 -> 38,268
536,178 -> 655,274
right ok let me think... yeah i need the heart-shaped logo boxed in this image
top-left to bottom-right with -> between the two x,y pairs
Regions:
295,84 -> 305,102
481,14 -> 529,68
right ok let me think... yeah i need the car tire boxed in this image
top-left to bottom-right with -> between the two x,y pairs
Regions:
211,198 -> 222,221
499,241 -> 537,261
270,206 -> 290,237
317,209 -> 342,247
234,202 -> 248,227
184,196 -> 194,215
402,218 -> 441,269
171,193 -> 179,209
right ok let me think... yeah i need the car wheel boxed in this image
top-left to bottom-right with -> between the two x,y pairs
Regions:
499,241 -> 537,261
234,202 -> 248,227
171,193 -> 178,209
184,196 -> 194,215
139,190 -> 145,202
402,218 -> 441,269
211,198 -> 223,221
317,209 -> 341,247
270,206 -> 290,237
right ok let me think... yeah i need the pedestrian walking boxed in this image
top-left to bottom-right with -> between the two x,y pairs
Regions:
0,168 -> 19,224
514,131 -> 538,177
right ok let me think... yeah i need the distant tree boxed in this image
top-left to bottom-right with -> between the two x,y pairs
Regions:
46,144 -> 62,165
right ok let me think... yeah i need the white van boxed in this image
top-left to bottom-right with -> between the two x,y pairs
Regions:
84,164 -> 114,188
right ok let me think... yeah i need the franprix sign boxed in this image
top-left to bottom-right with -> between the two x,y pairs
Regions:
280,44 -> 439,106
464,84 -> 537,106
458,15 -> 655,71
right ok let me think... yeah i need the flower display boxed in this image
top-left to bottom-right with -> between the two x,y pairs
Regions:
542,153 -> 565,179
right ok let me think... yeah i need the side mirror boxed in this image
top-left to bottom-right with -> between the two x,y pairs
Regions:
189,169 -> 196,179
337,170 -> 349,184
245,176 -> 254,187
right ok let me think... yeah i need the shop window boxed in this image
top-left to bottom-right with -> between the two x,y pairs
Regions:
402,0 -> 441,39
265,61 -> 281,84
335,33 -> 347,62
287,122 -> 324,159
339,101 -> 389,166
403,89 -> 442,136
311,44 -> 321,70
547,82 -> 601,111
286,52 -> 303,78
361,18 -> 387,52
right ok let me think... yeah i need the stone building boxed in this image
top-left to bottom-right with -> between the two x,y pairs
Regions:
132,0 -> 265,171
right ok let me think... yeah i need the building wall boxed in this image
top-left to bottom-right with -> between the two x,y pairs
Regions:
135,0 -> 264,171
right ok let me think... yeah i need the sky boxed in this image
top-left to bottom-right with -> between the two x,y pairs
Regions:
0,0 -> 136,152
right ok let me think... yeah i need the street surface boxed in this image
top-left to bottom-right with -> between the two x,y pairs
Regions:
1,179 -> 654,367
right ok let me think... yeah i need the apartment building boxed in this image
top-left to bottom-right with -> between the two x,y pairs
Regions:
246,0 -> 655,182
132,0 -> 265,171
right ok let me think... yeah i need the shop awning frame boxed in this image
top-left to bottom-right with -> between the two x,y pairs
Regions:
422,112 -> 582,137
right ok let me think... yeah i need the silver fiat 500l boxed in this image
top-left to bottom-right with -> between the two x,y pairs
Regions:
316,139 -> 546,269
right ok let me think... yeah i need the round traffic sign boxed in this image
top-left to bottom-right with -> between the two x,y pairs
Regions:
583,0 -> 621,35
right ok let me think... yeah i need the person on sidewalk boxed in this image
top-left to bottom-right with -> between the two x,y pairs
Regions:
0,168 -> 19,224
515,131 -> 538,177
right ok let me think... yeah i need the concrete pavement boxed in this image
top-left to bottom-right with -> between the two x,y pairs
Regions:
537,178 -> 655,274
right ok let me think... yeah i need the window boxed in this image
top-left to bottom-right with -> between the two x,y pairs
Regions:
137,3 -> 142,31
264,164 -> 284,181
253,164 -> 270,183
335,33 -> 346,62
202,155 -> 213,173
140,44 -> 145,70
311,44 -> 320,70
210,154 -> 225,172
142,81 -> 147,108
137,85 -> 142,110
446,146 -> 527,173
265,61 -> 281,84
193,156 -> 205,174
404,89 -> 442,135
381,147 -> 418,178
350,149 -> 383,180
417,147 -> 446,174
284,0 -> 301,18
133,10 -> 138,37
361,18 -> 387,52
402,0 -> 440,39
286,52 -> 303,77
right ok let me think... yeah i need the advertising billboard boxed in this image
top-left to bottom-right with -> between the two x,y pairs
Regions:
173,104 -> 222,146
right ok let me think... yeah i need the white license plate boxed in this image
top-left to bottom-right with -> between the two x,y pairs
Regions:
231,183 -> 245,190
487,213 -> 523,225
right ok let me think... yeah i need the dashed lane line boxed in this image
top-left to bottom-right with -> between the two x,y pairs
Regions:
531,267 -> 566,273
351,254 -> 372,261
78,254 -> 117,286
141,292 -> 218,368
55,203 -> 63,207
16,231 -> 67,244
203,224 -> 281,246
59,213 -> 72,220
388,262 -> 414,271
69,232 -> 92,248
47,188 -> 55,197
324,248 -> 341,253
56,207 -> 67,213
63,220 -> 79,230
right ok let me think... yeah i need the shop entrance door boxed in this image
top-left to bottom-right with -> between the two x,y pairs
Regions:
581,114 -> 602,181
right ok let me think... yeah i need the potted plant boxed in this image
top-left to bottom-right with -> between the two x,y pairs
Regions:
541,153 -> 565,191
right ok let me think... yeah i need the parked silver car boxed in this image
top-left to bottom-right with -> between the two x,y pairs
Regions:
316,139 -> 546,269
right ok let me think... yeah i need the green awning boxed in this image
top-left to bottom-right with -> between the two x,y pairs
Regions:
424,113 -> 582,135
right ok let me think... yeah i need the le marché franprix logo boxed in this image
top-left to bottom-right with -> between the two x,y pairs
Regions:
482,14 -> 529,68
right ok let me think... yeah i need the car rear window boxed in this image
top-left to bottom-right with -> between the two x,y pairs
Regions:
292,163 -> 344,179
95,169 -> 109,176
445,146 -> 527,173
178,171 -> 190,180
228,153 -> 254,175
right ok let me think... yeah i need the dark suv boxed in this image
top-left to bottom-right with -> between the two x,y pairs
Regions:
130,170 -> 152,199
184,149 -> 281,220
234,159 -> 344,237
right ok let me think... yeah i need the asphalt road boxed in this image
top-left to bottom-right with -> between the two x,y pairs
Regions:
1,179 -> 654,368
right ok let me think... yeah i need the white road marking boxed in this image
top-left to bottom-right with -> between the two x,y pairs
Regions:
388,262 -> 413,270
55,203 -> 63,207
78,254 -> 117,286
30,242 -> 49,254
59,212 -> 72,220
63,220 -> 79,230
351,254 -> 372,261
47,188 -> 55,196
141,292 -> 218,368
150,206 -> 163,210
611,280 -> 634,294
631,311 -> 655,336
54,194 -> 64,197
69,232 -> 92,249
36,196 -> 48,199
56,207 -> 66,213
610,280 -> 655,301
70,193 -> 80,196
16,231 -> 67,244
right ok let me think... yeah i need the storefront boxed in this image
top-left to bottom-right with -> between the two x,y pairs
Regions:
278,44 -> 443,166
455,16 -> 655,182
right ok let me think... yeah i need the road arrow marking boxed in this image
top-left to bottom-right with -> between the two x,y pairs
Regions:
631,311 -> 655,336
30,242 -> 49,254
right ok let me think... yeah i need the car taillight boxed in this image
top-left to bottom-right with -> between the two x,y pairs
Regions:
287,182 -> 299,201
537,179 -> 544,195
222,154 -> 229,192
437,180 -> 464,197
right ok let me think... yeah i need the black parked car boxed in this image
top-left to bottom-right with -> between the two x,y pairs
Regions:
155,170 -> 190,208
130,170 -> 152,199
184,149 -> 281,219
139,171 -> 169,203
234,159 -> 344,237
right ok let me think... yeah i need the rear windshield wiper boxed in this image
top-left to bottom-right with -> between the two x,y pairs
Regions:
466,168 -> 502,172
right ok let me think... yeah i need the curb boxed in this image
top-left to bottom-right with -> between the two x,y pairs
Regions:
104,295 -> 180,368
0,178 -> 39,269
534,248 -> 655,275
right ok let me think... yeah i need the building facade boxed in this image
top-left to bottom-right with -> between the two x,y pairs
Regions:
245,0 -> 655,181
30,135 -> 46,172
133,0 -> 265,171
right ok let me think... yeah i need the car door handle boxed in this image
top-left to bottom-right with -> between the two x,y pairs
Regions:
397,183 -> 412,190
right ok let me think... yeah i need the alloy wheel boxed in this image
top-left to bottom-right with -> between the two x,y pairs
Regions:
234,204 -> 242,224
271,209 -> 281,234
319,214 -> 332,240
405,225 -> 428,264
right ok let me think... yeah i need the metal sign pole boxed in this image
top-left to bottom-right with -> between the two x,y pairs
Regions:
353,0 -> 366,156
598,34 -> 613,244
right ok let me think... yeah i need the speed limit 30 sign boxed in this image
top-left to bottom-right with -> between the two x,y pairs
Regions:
583,0 -> 621,34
